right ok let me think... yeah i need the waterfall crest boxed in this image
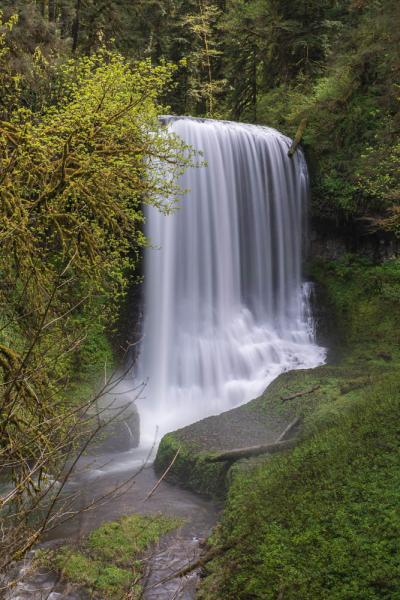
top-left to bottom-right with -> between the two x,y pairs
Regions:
137,117 -> 325,443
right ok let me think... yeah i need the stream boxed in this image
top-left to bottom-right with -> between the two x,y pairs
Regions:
5,444 -> 218,600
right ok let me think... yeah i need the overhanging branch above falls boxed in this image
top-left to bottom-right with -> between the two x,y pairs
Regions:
288,118 -> 307,158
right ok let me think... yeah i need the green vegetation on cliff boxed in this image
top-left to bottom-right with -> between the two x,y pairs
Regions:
1,0 -> 399,588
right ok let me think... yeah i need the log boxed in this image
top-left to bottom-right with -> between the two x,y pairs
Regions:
288,118 -> 307,158
275,416 -> 302,442
281,385 -> 320,403
206,439 -> 296,463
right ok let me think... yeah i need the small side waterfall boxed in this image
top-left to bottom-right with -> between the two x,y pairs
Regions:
137,117 -> 325,444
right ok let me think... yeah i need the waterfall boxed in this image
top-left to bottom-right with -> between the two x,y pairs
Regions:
136,117 -> 325,445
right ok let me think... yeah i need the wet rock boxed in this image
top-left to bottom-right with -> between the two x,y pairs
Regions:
87,377 -> 141,453
89,406 -> 140,453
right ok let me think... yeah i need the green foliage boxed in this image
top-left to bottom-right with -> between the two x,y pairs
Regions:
3,1 -> 399,232
1,49 -> 188,300
0,15 -> 193,566
211,0 -> 400,229
182,1 -> 225,117
1,0 -> 228,116
200,375 -> 400,600
0,10 -> 21,116
221,0 -> 347,120
311,256 -> 400,364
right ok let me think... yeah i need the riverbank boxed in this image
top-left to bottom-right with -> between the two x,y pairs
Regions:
155,254 -> 400,599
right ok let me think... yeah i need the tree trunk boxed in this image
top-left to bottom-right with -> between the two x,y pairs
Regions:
206,439 -> 296,463
48,0 -> 57,22
60,3 -> 70,38
39,0 -> 46,18
252,44 -> 257,122
72,0 -> 81,53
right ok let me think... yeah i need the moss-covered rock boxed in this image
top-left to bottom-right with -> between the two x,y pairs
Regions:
154,362 -> 381,498
37,513 -> 183,599
154,368 -> 318,498
155,433 -> 229,498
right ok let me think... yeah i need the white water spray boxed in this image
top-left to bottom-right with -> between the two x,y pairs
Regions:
136,117 -> 325,444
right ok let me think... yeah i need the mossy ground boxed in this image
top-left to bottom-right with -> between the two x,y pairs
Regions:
157,255 -> 400,599
198,373 -> 400,599
37,513 -> 183,599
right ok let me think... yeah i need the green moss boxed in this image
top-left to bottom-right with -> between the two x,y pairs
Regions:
310,256 -> 400,366
63,314 -> 116,407
87,513 -> 182,566
53,549 -> 133,598
155,434 -> 228,498
55,550 -> 101,588
199,374 -> 400,600
41,513 -> 183,599
95,565 -> 134,597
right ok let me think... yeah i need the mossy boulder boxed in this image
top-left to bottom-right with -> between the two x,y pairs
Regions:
154,362 -> 378,498
38,513 -> 183,599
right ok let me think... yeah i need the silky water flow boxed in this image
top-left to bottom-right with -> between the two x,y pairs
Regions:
136,117 -> 325,446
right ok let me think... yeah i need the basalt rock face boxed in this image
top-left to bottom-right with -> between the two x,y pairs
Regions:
112,278 -> 144,364
310,216 -> 399,262
87,381 -> 141,454
93,407 -> 140,454
308,217 -> 399,363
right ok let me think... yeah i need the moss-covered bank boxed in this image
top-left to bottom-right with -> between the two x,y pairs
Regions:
197,255 -> 400,599
155,254 -> 400,598
199,372 -> 400,599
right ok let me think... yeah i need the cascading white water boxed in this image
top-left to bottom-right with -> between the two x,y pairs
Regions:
136,117 -> 325,445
